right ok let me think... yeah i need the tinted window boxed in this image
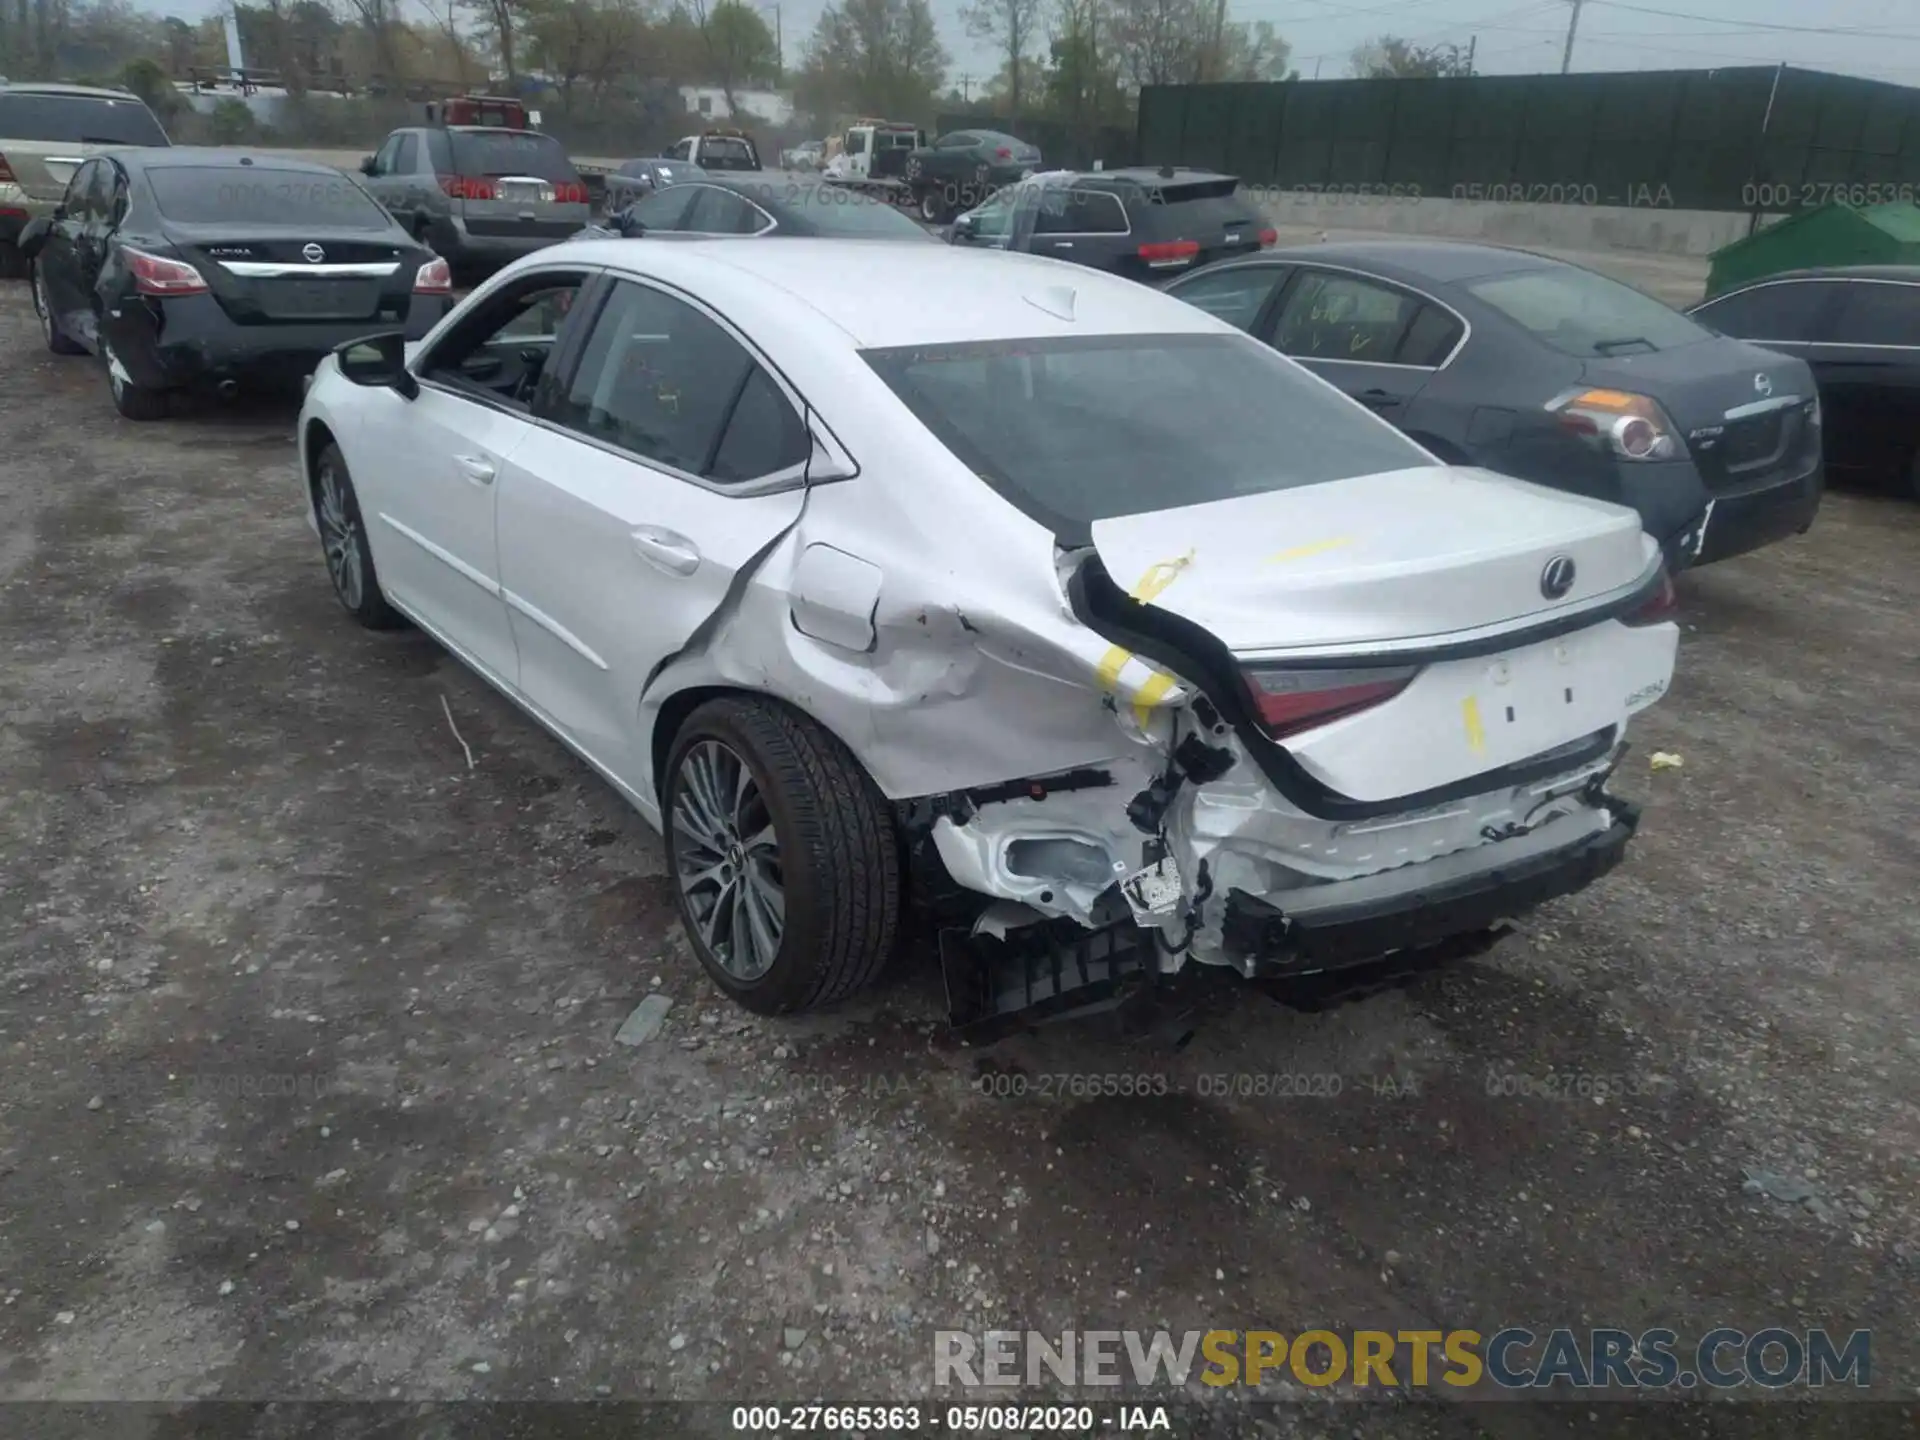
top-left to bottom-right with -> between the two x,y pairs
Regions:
1035,187 -> 1128,235
450,130 -> 577,182
1829,282 -> 1920,347
1273,272 -> 1419,362
791,186 -> 932,238
422,275 -> 588,407
1169,265 -> 1286,331
0,91 -> 167,145
394,134 -> 420,172
699,137 -> 755,169
372,134 -> 403,174
1397,304 -> 1465,366
147,167 -> 391,229
710,369 -> 810,482
1690,281 -> 1835,342
863,333 -> 1430,542
1467,265 -> 1709,356
555,281 -> 753,474
625,184 -> 702,230
425,129 -> 453,171
688,187 -> 768,234
960,188 -> 1017,240
939,132 -> 976,148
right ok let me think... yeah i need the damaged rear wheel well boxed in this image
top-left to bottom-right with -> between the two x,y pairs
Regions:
650,687 -> 875,818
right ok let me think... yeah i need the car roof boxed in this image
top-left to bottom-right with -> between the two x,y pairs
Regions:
1265,239 -> 1565,285
0,81 -> 142,100
552,238 -> 1230,348
106,146 -> 343,174
1713,264 -> 1920,286
1090,166 -> 1233,187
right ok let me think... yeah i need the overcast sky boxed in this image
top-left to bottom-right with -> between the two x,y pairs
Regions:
139,0 -> 1920,92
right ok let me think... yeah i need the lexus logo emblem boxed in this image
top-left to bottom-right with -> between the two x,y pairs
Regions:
302,243 -> 326,263
1540,555 -> 1577,600
1753,371 -> 1772,397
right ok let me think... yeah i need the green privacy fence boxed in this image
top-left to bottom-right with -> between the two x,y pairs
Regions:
1135,67 -> 1920,213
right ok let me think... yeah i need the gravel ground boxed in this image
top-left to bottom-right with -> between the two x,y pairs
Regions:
0,282 -> 1917,1439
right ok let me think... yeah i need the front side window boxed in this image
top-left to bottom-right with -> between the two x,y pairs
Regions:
1169,265 -> 1287,332
960,188 -> 1018,242
863,333 -> 1430,543
420,273 -> 589,408
1689,282 -> 1837,342
1468,265 -> 1710,356
551,281 -> 762,476
372,134 -> 403,175
394,134 -> 421,173
1272,272 -> 1421,363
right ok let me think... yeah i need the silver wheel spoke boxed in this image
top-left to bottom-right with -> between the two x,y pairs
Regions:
671,738 -> 785,983
745,859 -> 785,933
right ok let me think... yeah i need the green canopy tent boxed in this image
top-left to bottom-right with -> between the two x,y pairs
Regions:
1706,202 -> 1920,297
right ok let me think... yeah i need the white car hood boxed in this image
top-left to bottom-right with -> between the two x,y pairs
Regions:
1088,465 -> 1654,655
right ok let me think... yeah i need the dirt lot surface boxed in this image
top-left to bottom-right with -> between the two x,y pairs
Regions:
1,282 -> 1917,1439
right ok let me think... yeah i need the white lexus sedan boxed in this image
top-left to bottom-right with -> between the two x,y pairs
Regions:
296,239 -> 1680,1032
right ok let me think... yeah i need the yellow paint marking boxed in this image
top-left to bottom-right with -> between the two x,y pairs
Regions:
1096,552 -> 1197,696
1265,536 -> 1356,566
1132,670 -> 1180,728
1462,696 -> 1486,754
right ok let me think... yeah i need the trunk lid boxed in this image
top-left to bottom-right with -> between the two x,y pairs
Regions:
1088,465 -> 1652,656
447,129 -> 589,238
1139,177 -> 1265,268
1580,339 -> 1817,490
169,231 -> 423,326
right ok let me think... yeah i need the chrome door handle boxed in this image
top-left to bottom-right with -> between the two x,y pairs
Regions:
455,455 -> 496,484
632,527 -> 701,576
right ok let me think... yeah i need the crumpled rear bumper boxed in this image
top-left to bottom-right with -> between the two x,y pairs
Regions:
1220,801 -> 1638,974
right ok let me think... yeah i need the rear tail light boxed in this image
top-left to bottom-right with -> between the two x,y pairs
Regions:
0,150 -> 16,184
1259,227 -> 1278,248
1623,568 -> 1678,627
995,147 -> 1012,159
438,174 -> 496,201
554,181 -> 589,204
1547,388 -> 1682,462
1241,664 -> 1420,739
1138,238 -> 1201,269
414,255 -> 453,295
122,246 -> 209,296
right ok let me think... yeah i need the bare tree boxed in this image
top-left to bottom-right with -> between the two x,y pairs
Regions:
686,0 -> 778,122
416,0 -> 472,84
961,0 -> 1041,118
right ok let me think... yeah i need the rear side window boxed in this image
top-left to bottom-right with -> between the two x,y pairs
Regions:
625,184 -> 702,230
1690,281 -> 1837,342
450,130 -> 578,182
863,333 -> 1430,543
1467,266 -> 1709,356
1828,282 -> 1920,347
689,188 -> 769,234
1035,187 -> 1128,235
709,369 -> 810,482
1397,304 -> 1465,366
146,167 -> 392,230
0,91 -> 168,145
1169,265 -> 1286,331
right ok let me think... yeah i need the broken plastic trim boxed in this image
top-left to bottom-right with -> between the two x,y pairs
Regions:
1065,554 -> 1637,822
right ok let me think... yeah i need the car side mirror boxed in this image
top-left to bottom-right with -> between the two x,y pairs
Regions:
359,155 -> 377,175
336,332 -> 417,399
15,216 -> 51,259
950,214 -> 975,241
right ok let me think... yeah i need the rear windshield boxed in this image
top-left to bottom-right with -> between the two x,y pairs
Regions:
1126,177 -> 1252,233
700,137 -> 757,169
1466,266 -> 1711,356
450,130 -> 578,182
0,91 -> 168,145
147,166 -> 391,229
863,333 -> 1430,541
787,186 -> 934,238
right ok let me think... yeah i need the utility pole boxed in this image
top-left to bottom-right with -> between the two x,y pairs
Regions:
1560,0 -> 1583,75
1211,0 -> 1228,82
1466,34 -> 1476,75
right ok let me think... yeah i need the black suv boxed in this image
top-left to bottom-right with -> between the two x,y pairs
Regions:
948,167 -> 1272,285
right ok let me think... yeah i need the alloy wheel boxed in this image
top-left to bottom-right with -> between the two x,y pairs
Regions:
671,740 -> 785,981
316,459 -> 365,611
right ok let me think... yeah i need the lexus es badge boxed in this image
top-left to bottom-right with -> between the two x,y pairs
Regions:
1540,554 -> 1576,600
303,243 -> 326,263
1754,371 -> 1772,397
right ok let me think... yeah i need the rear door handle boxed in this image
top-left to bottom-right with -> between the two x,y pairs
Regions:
455,455 -> 496,484
632,526 -> 701,576
1356,388 -> 1400,407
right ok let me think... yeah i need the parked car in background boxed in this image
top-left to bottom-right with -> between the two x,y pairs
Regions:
1687,266 -> 1920,500
781,140 -> 824,171
585,173 -> 936,242
600,157 -> 702,215
0,80 -> 170,279
358,125 -> 589,281
18,148 -> 452,420
665,130 -> 761,172
1167,241 -> 1824,567
821,120 -> 924,190
950,168 -> 1274,284
901,128 -> 1041,223
298,239 -> 1677,1030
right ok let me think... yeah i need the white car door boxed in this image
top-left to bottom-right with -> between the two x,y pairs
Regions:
357,267 -> 594,689
493,276 -> 815,799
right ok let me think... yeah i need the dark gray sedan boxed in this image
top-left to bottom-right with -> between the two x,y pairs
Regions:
1167,240 -> 1824,568
600,157 -> 704,215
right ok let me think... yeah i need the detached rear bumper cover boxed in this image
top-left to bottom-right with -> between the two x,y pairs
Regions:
1222,802 -> 1637,973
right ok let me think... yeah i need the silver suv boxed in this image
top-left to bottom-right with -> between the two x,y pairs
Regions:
1,81 -> 169,278
358,125 -> 589,282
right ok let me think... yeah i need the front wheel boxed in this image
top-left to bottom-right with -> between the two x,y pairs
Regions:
314,443 -> 406,629
664,697 -> 900,1015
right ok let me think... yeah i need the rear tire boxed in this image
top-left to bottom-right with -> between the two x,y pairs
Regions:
31,265 -> 85,356
0,241 -> 27,280
917,186 -> 951,225
314,443 -> 406,630
104,343 -> 169,421
663,697 -> 900,1015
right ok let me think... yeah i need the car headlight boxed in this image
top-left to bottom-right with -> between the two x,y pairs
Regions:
1546,387 -> 1683,462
